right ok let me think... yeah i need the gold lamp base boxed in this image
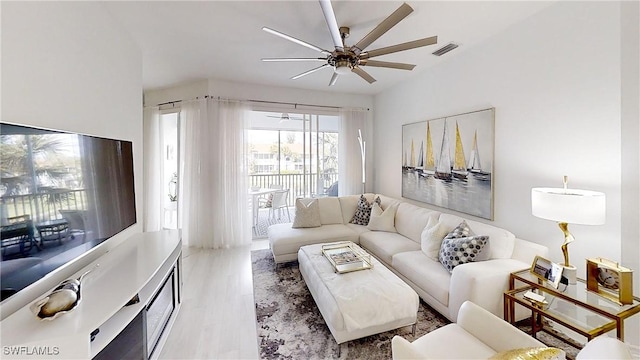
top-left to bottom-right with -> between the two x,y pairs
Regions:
558,222 -> 575,267
558,222 -> 577,284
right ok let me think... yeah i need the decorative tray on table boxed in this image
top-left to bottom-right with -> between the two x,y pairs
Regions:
322,241 -> 372,274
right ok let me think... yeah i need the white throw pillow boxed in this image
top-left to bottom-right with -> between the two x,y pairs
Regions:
420,217 -> 450,260
367,203 -> 397,232
291,198 -> 321,228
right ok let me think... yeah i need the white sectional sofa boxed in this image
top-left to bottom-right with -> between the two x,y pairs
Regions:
268,193 -> 549,321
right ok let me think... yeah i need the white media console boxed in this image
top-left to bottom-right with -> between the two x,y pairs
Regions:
1,230 -> 182,359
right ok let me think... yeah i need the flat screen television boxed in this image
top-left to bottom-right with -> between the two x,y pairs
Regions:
0,122 -> 136,301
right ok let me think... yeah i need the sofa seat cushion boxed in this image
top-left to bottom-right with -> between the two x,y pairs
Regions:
268,223 -> 359,258
395,323 -> 497,359
359,231 -> 420,265
392,250 -> 451,307
345,223 -> 370,235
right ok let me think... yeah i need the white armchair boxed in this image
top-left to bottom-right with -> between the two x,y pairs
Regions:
392,301 -> 633,360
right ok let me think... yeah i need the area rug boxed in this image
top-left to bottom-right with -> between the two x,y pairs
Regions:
251,249 -> 580,359
251,249 -> 449,359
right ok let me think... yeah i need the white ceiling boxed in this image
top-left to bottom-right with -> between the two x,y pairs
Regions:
104,1 -> 555,95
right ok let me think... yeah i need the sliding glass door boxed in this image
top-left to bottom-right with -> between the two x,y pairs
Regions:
160,111 -> 179,229
248,111 -> 339,203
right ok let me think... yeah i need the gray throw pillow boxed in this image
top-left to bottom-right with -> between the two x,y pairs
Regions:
439,235 -> 489,272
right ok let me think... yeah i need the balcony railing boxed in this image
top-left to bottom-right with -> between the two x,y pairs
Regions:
249,173 -> 338,207
1,189 -> 87,224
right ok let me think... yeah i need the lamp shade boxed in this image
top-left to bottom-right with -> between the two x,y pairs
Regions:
531,187 -> 606,225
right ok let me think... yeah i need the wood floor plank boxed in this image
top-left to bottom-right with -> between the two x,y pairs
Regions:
159,244 -> 263,359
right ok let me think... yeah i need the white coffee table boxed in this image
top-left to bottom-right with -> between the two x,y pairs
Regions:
298,242 -> 419,355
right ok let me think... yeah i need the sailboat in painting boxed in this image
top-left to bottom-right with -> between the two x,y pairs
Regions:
467,130 -> 491,179
435,120 -> 452,181
452,122 -> 468,180
420,122 -> 436,177
409,139 -> 416,171
415,141 -> 424,173
403,150 -> 408,171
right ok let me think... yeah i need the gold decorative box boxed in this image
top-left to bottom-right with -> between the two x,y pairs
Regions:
586,257 -> 633,305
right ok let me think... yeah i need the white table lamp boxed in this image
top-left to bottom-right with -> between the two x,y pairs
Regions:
531,176 -> 606,284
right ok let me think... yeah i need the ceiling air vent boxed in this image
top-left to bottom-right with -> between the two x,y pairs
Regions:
432,43 -> 459,56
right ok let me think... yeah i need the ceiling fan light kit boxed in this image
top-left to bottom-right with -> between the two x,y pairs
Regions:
262,1 -> 439,86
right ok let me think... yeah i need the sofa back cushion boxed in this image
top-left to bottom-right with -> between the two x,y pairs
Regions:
395,202 -> 440,243
316,197 -> 344,225
439,214 -> 515,259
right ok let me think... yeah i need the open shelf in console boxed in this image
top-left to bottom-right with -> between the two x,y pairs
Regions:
1,230 -> 182,360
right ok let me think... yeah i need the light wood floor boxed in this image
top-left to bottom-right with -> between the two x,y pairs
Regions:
159,240 -> 269,360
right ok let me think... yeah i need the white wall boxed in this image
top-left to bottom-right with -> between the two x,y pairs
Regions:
621,0 -> 640,299
375,1 -> 639,348
1,2 -> 142,318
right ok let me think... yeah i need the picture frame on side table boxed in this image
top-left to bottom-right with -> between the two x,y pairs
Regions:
586,257 -> 633,305
530,255 -> 564,289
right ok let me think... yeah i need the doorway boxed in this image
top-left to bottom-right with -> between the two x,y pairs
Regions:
248,111 -> 339,238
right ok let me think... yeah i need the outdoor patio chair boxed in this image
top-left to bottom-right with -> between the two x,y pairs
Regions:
268,189 -> 290,224
257,184 -> 284,209
58,210 -> 87,240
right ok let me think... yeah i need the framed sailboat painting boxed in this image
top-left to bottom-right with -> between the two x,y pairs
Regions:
402,108 -> 495,220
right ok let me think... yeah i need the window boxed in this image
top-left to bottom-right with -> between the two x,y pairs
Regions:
247,111 -> 340,200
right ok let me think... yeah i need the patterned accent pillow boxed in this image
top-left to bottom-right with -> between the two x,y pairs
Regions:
440,220 -> 492,262
349,195 -> 381,225
439,235 -> 489,272
445,220 -> 474,239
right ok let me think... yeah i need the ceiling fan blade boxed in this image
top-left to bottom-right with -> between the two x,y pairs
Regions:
352,67 -> 376,84
329,72 -> 339,86
359,59 -> 415,70
263,27 -> 331,55
318,0 -> 344,52
352,3 -> 413,53
291,64 -> 330,80
267,113 -> 304,121
262,58 -> 327,62
361,36 -> 438,59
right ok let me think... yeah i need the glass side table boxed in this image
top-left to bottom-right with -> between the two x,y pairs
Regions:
504,269 -> 640,345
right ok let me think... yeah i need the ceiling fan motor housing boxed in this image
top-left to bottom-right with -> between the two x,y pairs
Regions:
329,53 -> 356,74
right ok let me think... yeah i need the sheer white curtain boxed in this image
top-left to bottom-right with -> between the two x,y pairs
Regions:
338,109 -> 367,195
179,98 -> 251,249
143,106 -> 163,231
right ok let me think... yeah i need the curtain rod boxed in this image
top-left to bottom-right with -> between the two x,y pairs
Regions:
154,95 -> 369,111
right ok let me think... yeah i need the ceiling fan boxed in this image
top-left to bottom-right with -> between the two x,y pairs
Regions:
261,0 -> 437,86
267,113 -> 304,122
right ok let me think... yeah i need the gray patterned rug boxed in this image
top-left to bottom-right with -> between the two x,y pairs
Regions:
251,249 -> 449,359
251,249 -> 582,359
